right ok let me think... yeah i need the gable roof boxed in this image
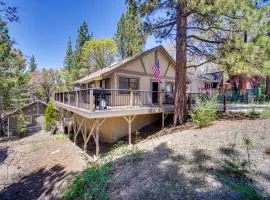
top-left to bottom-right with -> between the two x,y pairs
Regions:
74,45 -> 176,84
3,100 -> 49,118
188,71 -> 223,83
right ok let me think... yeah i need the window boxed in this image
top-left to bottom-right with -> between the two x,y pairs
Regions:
100,78 -> 110,89
25,116 -> 32,126
205,83 -> 211,89
166,82 -> 174,93
81,84 -> 86,89
119,77 -> 139,90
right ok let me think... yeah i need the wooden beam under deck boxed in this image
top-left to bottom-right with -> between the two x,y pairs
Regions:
57,102 -> 174,157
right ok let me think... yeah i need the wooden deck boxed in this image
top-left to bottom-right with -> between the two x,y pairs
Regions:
55,101 -> 174,119
54,89 -> 202,157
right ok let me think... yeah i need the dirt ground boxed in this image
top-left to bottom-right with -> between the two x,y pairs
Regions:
1,118 -> 270,200
110,119 -> 270,200
0,131 -> 87,200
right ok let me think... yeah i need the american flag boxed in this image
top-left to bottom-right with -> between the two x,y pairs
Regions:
152,60 -> 161,82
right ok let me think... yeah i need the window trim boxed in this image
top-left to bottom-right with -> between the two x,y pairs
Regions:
117,75 -> 140,91
100,78 -> 110,89
25,116 -> 33,126
165,81 -> 175,93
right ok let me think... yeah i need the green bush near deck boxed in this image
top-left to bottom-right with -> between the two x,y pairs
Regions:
190,96 -> 217,128
63,163 -> 112,200
247,107 -> 260,118
45,102 -> 56,131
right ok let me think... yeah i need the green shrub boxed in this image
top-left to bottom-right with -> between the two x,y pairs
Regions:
260,107 -> 270,119
190,96 -> 217,128
16,111 -> 27,138
247,107 -> 260,118
45,102 -> 56,131
63,163 -> 111,200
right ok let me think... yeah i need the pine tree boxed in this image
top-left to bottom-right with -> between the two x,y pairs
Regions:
73,21 -> 93,78
64,37 -> 73,72
29,55 -> 37,72
132,0 -> 264,125
75,21 -> 92,53
0,1 -> 30,112
114,1 -> 147,58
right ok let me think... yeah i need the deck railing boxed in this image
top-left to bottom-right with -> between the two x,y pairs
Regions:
55,88 -> 204,112
55,88 -> 176,111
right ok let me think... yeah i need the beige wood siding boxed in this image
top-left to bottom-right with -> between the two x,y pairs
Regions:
98,114 -> 160,143
112,49 -> 176,91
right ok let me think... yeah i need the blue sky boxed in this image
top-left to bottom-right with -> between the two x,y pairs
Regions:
7,0 -> 157,69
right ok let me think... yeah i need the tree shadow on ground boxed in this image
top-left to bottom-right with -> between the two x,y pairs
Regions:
109,143 -> 269,200
0,146 -> 8,163
219,146 -> 240,157
0,164 -> 77,200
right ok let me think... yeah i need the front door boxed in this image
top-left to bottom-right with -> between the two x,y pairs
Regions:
152,82 -> 159,104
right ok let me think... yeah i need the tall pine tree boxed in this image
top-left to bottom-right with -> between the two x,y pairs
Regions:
0,3 -> 29,112
132,0 -> 263,125
73,21 -> 92,77
64,37 -> 73,72
75,21 -> 92,53
114,0 -> 147,59
29,55 -> 37,72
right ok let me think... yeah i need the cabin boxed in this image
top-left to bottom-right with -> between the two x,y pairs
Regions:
187,71 -> 224,95
2,100 -> 48,137
55,45 -> 193,156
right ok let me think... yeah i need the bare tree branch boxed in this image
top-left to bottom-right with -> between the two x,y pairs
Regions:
187,35 -> 224,44
186,59 -> 216,68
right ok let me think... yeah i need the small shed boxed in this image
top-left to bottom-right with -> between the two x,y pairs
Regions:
3,100 -> 48,137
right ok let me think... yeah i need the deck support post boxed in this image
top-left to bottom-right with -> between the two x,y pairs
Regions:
60,109 -> 64,130
74,118 -> 84,144
94,118 -> 105,157
162,113 -> 169,129
72,115 -> 77,138
67,113 -> 70,137
67,112 -> 73,138
83,119 -> 98,152
82,125 -> 87,151
123,115 -> 136,145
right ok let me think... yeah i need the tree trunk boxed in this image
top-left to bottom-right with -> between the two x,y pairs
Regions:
266,76 -> 270,97
173,2 -> 187,126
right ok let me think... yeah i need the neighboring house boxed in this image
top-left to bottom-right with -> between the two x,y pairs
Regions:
55,45 -> 178,155
226,75 -> 262,103
2,100 -> 48,137
187,71 -> 224,95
